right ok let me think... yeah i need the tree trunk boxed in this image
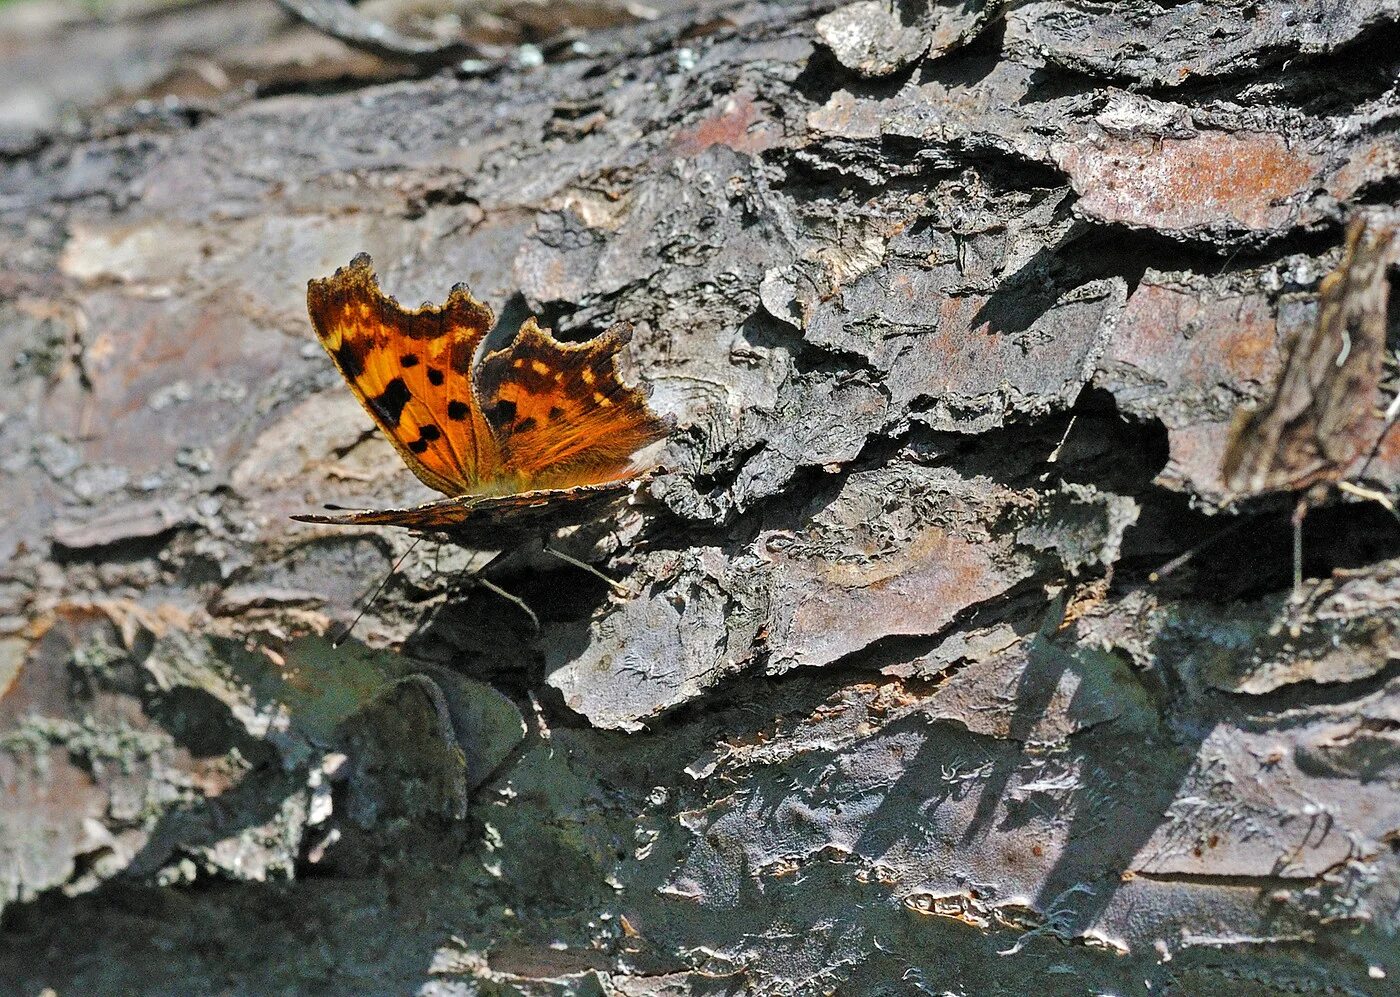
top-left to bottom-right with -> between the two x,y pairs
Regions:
3,0 -> 1400,993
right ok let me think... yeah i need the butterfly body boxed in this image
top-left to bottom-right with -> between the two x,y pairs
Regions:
295,254 -> 669,539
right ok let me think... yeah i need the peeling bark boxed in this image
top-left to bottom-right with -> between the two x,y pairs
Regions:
3,0 -> 1400,993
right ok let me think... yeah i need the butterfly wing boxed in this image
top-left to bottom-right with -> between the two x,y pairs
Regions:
291,481 -> 638,545
307,254 -> 502,496
1222,214 -> 1397,495
475,318 -> 672,490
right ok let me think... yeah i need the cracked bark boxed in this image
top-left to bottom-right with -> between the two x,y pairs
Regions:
3,0 -> 1400,993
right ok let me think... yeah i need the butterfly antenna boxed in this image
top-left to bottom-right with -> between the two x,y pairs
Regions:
332,537 -> 423,647
1149,517 -> 1250,582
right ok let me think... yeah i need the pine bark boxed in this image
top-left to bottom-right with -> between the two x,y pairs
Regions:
3,1 -> 1400,993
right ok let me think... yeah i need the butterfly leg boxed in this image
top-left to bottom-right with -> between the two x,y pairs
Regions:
1285,496 -> 1312,639
475,576 -> 541,631
443,548 -> 497,601
441,548 -> 541,631
1291,497 -> 1308,599
543,544 -> 627,595
1337,480 -> 1400,522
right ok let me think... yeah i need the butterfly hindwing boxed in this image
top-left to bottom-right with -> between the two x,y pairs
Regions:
307,254 -> 502,496
292,481 -> 637,544
476,319 -> 671,490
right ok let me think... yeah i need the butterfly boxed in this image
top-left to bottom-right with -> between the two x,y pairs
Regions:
292,254 -> 670,549
1222,212 -> 1398,499
1208,211 -> 1400,610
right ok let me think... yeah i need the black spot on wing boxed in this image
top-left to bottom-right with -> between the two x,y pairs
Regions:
489,399 -> 517,424
447,400 -> 469,421
428,367 -> 444,386
419,424 -> 441,441
334,340 -> 366,379
548,406 -> 564,420
401,353 -> 420,367
408,437 -> 429,454
514,417 -> 538,433
369,377 -> 411,428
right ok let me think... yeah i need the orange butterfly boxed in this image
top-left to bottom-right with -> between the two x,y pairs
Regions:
293,254 -> 669,547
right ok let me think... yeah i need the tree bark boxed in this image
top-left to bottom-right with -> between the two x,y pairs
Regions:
3,0 -> 1400,993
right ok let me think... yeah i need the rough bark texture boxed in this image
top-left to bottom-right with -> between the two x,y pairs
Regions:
3,0 -> 1400,993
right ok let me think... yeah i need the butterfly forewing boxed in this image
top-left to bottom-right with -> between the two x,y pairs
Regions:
307,254 -> 501,496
